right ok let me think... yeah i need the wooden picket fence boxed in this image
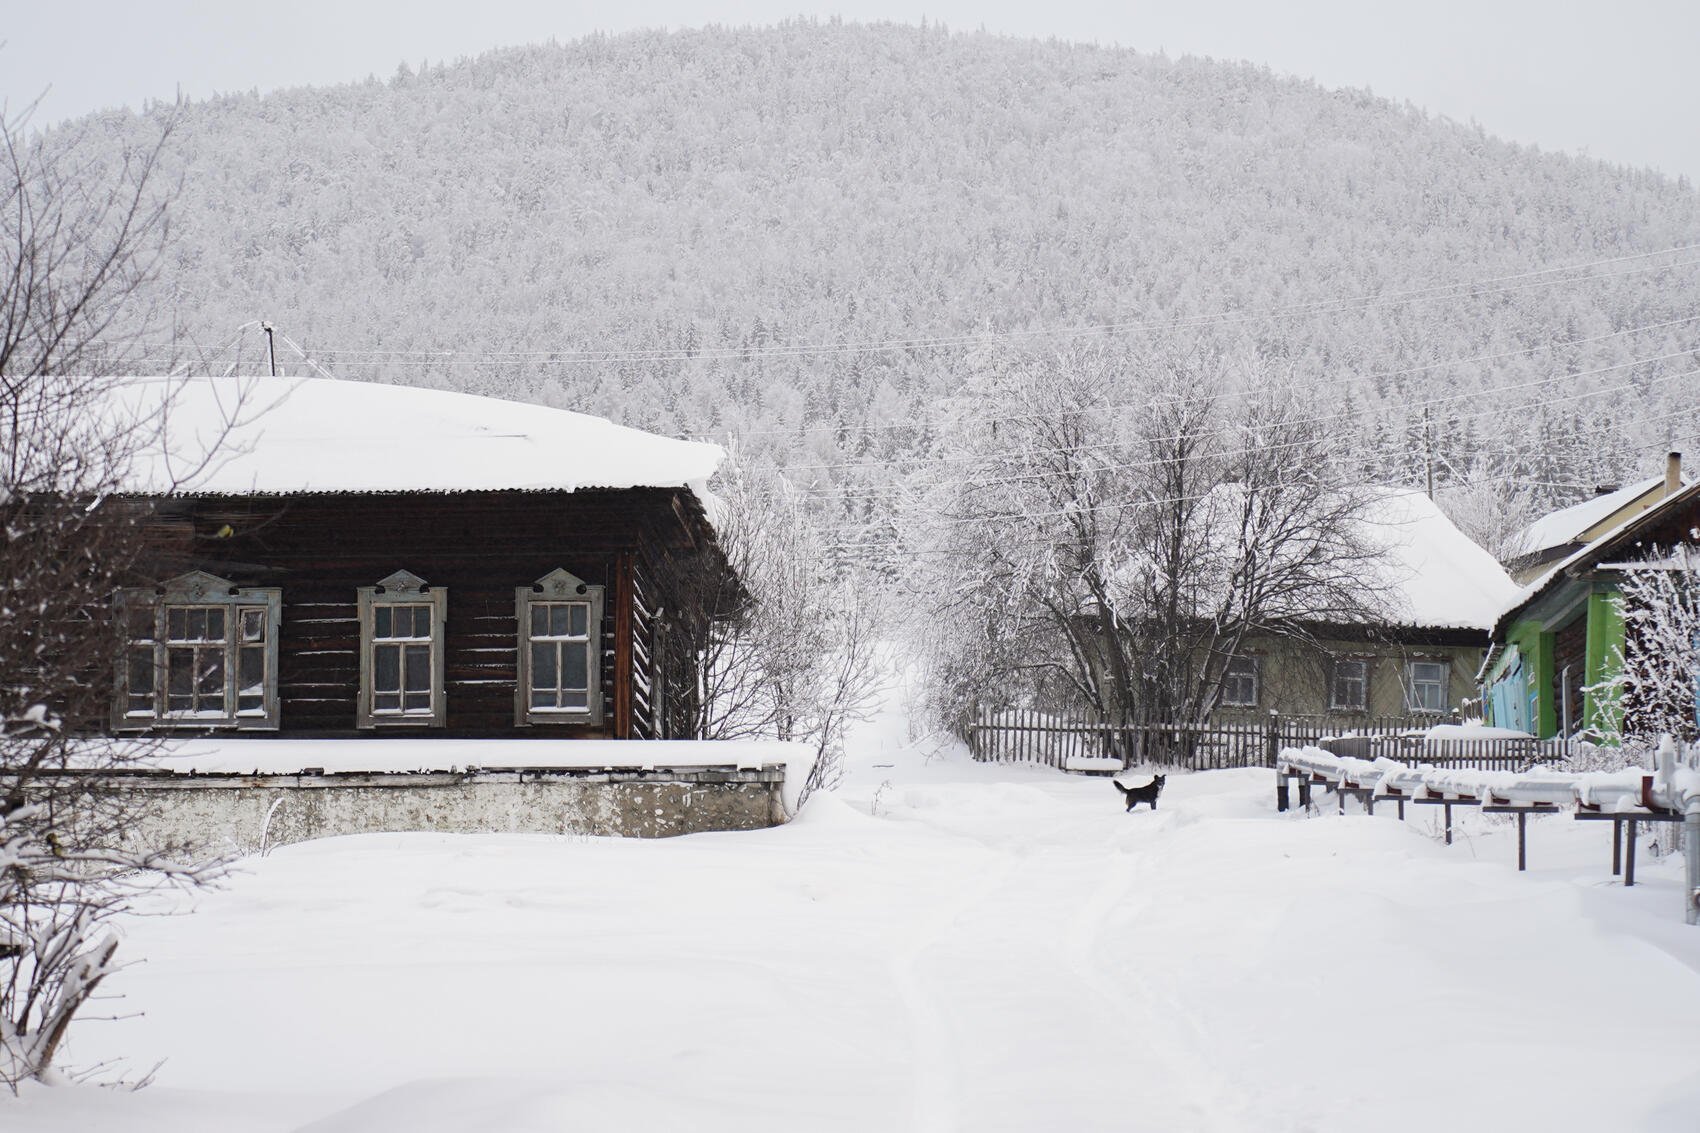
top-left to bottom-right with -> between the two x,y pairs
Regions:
966,709 -> 1570,773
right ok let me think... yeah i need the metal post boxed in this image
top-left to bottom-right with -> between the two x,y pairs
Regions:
1687,812 -> 1700,926
1612,819 -> 1622,876
1276,770 -> 1289,812
1625,819 -> 1638,887
1517,811 -> 1527,872
1444,802 -> 1453,846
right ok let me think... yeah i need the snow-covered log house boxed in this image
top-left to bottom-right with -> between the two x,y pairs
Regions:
94,376 -> 802,846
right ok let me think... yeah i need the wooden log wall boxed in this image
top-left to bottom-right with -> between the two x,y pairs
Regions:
137,489 -> 726,740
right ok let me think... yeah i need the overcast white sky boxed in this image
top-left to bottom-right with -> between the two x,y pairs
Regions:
4,1 -> 1696,182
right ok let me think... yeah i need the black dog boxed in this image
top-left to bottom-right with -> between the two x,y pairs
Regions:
1114,775 -> 1165,812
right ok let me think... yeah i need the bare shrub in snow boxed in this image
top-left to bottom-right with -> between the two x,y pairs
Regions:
666,453 -> 880,799
0,103 -> 231,1088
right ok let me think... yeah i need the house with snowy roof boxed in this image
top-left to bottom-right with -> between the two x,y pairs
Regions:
1211,489 -> 1521,722
1486,458 -> 1700,740
1501,453 -> 1687,584
112,375 -> 730,741
97,376 -> 802,845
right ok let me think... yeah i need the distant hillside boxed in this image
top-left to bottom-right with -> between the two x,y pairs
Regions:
64,20 -> 1700,536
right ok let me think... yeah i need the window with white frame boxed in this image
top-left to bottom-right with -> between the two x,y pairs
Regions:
1329,658 -> 1368,711
515,568 -> 604,726
358,570 -> 446,728
1406,660 -> 1449,714
1221,655 -> 1259,707
116,571 -> 280,729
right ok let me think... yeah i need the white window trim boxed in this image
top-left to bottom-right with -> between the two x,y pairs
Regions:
1221,655 -> 1260,708
114,570 -> 281,731
357,570 -> 447,729
515,568 -> 604,727
1329,657 -> 1369,712
1406,659 -> 1450,715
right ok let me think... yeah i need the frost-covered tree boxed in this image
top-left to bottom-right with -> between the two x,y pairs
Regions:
0,103 -> 226,1088
910,339 -> 1385,753
1612,547 -> 1700,746
667,453 -> 880,798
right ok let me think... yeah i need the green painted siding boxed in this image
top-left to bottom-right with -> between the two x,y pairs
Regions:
1497,617 -> 1556,737
1582,586 -> 1625,735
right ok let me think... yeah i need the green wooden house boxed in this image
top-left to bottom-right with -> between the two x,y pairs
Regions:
1486,466 -> 1700,739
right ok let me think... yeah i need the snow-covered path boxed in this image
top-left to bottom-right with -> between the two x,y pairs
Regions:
8,746 -> 1700,1132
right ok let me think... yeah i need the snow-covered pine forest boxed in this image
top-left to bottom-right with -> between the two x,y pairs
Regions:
54,21 -> 1700,556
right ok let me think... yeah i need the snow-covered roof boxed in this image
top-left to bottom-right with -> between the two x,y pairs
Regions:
114,375 -> 725,496
1506,475 -> 1670,558
1493,475 -> 1700,634
1359,489 -> 1521,631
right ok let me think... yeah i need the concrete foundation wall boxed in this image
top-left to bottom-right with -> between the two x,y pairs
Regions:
109,768 -> 787,856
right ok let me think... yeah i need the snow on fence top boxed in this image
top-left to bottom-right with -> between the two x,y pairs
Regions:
111,375 -> 726,496
1277,743 -> 1700,815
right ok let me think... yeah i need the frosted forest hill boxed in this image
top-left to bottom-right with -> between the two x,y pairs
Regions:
56,20 -> 1700,554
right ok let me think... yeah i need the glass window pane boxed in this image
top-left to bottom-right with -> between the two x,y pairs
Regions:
375,692 -> 400,711
562,644 -> 588,692
403,644 -> 431,693
240,645 -> 265,695
206,609 -> 225,641
168,648 -> 194,696
568,604 -> 587,637
197,650 -> 224,696
548,605 -> 568,636
128,647 -> 154,711
167,607 -> 187,640
531,605 -> 549,638
531,642 -> 556,691
242,608 -> 265,641
403,690 -> 431,711
374,643 -> 400,693
375,606 -> 392,638
531,689 -> 556,709
560,690 -> 587,709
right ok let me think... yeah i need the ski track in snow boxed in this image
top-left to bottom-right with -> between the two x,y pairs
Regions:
887,855 -> 1016,1132
1062,812 -> 1251,1133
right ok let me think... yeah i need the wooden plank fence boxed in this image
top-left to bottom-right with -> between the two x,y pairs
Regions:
966,709 -> 1569,773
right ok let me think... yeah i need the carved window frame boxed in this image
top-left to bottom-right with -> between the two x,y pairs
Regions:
114,570 -> 282,730
357,570 -> 447,729
515,568 -> 604,727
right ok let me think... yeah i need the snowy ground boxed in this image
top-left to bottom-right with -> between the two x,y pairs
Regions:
8,697 -> 1700,1131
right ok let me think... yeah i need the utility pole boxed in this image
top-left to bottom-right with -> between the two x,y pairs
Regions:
1423,406 -> 1434,500
261,321 -> 277,377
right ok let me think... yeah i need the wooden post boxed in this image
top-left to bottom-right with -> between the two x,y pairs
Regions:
1276,770 -> 1290,812
1612,818 -> 1623,876
613,551 -> 634,739
1517,811 -> 1527,872
1625,818 -> 1638,887
1444,802 -> 1453,846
